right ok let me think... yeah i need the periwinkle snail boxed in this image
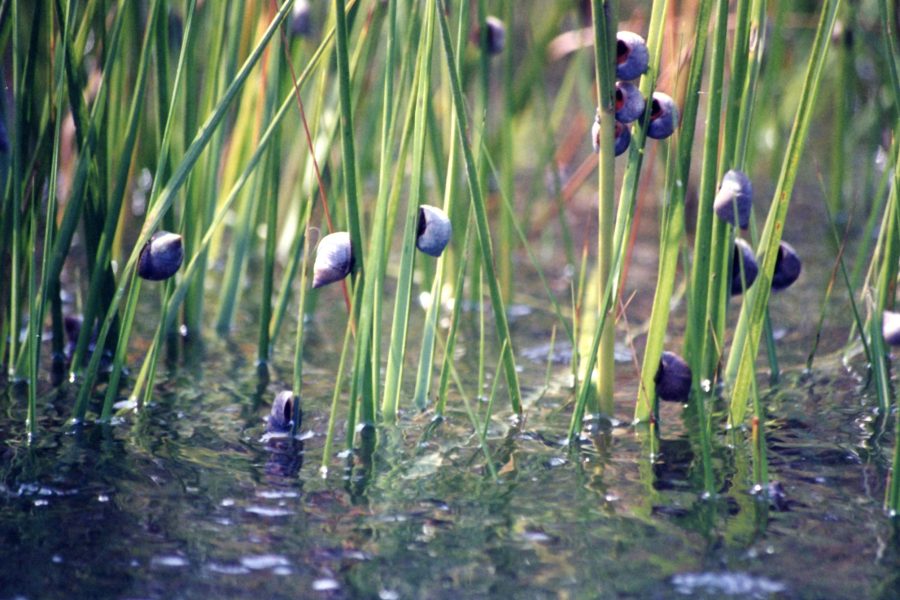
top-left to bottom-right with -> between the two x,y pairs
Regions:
416,205 -> 452,257
655,351 -> 692,402
592,116 -> 631,157
614,81 -> 646,124
267,390 -> 301,433
616,31 -> 649,81
771,241 -> 802,291
882,310 -> 900,346
312,231 -> 353,289
731,238 -> 759,296
482,16 -> 505,55
646,92 -> 678,140
137,231 -> 184,281
289,0 -> 312,37
714,169 -> 753,229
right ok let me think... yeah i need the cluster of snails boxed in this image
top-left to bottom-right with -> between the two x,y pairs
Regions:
311,204 -> 452,289
267,10 -> 503,430
654,169 -> 803,403
264,205 -> 452,432
713,170 -> 802,297
591,31 -> 678,157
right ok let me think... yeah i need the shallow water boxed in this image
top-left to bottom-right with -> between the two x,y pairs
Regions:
2,280 -> 899,600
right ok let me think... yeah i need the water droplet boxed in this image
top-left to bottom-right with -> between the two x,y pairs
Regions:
151,555 -> 189,568
313,578 -> 340,591
207,563 -> 250,575
244,505 -> 294,518
256,490 -> 299,500
240,555 -> 290,570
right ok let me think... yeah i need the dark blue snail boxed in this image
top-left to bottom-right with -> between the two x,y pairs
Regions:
616,31 -> 649,81
137,231 -> 184,281
416,205 -> 452,257
731,238 -> 759,296
267,390 -> 301,433
646,92 -> 678,140
714,170 -> 753,229
615,81 -> 646,124
656,351 -> 692,402
592,116 -> 631,157
771,241 -> 802,291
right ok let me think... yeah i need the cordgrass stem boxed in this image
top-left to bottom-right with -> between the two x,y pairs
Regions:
437,0 -> 522,415
725,0 -> 842,426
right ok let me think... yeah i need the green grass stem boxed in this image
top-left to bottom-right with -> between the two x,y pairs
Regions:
636,0 -> 712,423
725,0 -> 842,426
436,0 -> 521,415
71,0 -> 294,421
381,0 -> 435,422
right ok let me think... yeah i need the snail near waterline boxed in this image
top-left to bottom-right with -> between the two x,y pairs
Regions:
655,351 -> 692,402
267,390 -> 301,433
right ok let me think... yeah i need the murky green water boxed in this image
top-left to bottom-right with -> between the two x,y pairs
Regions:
2,274 -> 900,599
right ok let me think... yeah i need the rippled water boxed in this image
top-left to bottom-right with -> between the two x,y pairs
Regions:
2,290 -> 899,599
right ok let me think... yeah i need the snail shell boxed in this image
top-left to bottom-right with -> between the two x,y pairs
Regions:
616,31 -> 649,81
484,16 -> 505,55
312,231 -> 353,289
615,81 -> 646,124
771,241 -> 801,291
714,170 -> 753,229
731,238 -> 759,296
883,310 -> 900,346
267,390 -> 301,433
592,116 -> 631,157
647,92 -> 679,140
655,351 -> 692,402
137,231 -> 184,281
416,205 -> 452,257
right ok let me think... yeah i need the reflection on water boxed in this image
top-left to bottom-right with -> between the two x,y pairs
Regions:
2,318 -> 899,600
